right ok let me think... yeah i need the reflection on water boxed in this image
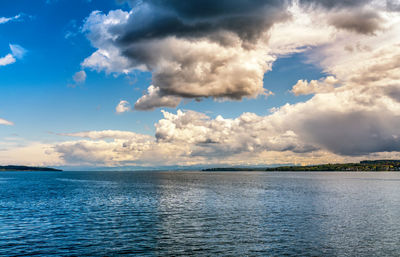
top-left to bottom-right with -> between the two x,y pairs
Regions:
1,171 -> 400,256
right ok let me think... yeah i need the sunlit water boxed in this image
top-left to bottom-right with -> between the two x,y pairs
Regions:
1,171 -> 400,256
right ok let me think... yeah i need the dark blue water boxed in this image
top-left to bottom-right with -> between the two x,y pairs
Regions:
1,171 -> 400,256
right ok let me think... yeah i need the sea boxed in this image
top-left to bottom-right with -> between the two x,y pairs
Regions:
1,171 -> 400,256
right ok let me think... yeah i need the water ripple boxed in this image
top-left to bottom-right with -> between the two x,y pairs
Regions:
0,171 -> 400,256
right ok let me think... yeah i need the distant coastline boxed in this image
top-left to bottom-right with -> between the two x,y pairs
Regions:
203,160 -> 400,172
0,165 -> 62,172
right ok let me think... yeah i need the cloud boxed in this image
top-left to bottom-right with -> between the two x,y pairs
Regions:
0,44 -> 27,67
291,76 -> 339,95
298,0 -> 374,10
115,100 -> 131,113
276,18 -> 400,155
46,0 -> 400,167
52,115 -> 315,166
276,93 -> 400,156
53,109 -> 320,166
383,85 -> 400,103
0,14 -> 21,24
155,110 -> 319,155
81,0 -> 387,110
81,2 -> 289,110
149,82 -> 400,157
81,10 -> 133,74
0,118 -> 13,126
52,89 -> 400,166
73,70 -> 87,83
55,11 -> 400,165
55,16 -> 400,165
0,141 -> 62,166
64,20 -> 79,40
0,54 -> 16,66
59,130 -> 152,141
134,85 -> 181,110
117,0 -> 288,45
9,44 -> 27,59
328,9 -> 384,35
54,135 -> 156,166
387,0 -> 400,11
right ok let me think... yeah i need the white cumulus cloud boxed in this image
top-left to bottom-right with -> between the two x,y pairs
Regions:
115,100 -> 131,113
0,54 -> 16,66
291,76 -> 339,96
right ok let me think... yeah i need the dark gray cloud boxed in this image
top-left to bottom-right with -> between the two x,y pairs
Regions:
115,0 -> 289,47
116,0 -> 376,45
299,0 -> 383,35
328,9 -> 383,34
383,85 -> 400,102
387,0 -> 400,12
301,111 -> 400,156
299,0 -> 372,9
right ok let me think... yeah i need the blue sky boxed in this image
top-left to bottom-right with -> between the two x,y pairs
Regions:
1,0 -> 400,168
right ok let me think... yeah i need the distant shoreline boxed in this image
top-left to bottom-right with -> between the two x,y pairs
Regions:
203,160 -> 400,172
0,165 -> 62,172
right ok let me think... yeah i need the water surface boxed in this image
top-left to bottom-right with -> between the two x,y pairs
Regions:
1,171 -> 400,256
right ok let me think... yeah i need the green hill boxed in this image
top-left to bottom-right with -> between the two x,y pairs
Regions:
203,160 -> 400,172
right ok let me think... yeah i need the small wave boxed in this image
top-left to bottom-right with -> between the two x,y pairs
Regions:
56,178 -> 116,185
0,178 -> 14,182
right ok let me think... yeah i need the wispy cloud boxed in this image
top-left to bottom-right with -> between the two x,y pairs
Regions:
0,118 -> 14,126
9,44 -> 27,59
0,14 -> 21,24
0,16 -> 28,67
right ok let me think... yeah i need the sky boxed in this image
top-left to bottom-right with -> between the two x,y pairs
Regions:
1,0 -> 400,169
